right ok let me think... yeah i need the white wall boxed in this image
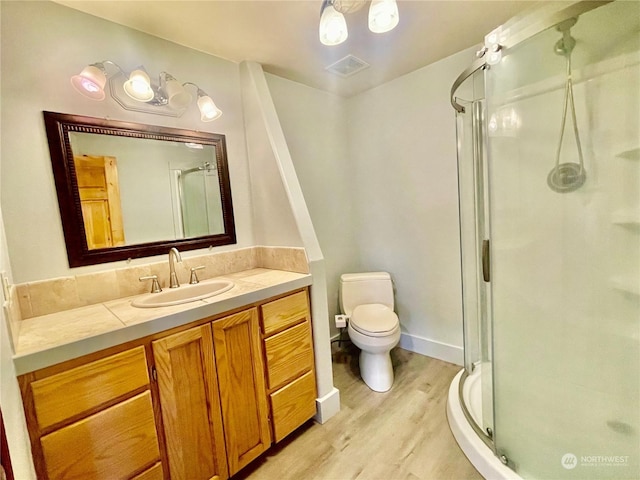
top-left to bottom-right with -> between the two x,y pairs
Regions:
347,47 -> 478,363
0,1 -> 254,283
265,74 -> 360,336
0,209 -> 36,479
268,47 -> 477,361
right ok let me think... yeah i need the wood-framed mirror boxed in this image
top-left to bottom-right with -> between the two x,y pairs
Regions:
43,111 -> 236,267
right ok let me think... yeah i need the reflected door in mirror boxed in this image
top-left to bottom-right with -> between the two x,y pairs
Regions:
74,155 -> 125,249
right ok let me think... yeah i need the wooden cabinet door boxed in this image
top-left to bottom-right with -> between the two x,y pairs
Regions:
213,308 -> 271,475
153,325 -> 228,480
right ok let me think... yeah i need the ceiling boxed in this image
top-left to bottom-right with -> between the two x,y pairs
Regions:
54,0 -> 534,97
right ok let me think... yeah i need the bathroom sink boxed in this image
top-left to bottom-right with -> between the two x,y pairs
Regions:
132,280 -> 234,308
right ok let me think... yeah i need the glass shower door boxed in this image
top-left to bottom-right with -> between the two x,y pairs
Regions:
456,92 -> 494,440
486,1 -> 640,478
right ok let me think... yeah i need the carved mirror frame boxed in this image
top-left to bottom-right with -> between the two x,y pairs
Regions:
43,111 -> 236,267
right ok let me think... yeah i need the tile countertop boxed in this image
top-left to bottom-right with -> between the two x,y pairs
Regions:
13,268 -> 312,375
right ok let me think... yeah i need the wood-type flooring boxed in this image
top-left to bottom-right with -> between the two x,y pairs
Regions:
237,344 -> 484,480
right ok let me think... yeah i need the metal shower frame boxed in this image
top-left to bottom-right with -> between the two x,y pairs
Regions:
450,1 -> 612,114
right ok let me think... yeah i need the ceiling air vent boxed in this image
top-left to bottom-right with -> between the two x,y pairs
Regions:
325,55 -> 370,77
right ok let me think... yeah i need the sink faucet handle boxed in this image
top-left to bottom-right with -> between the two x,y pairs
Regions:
139,275 -> 162,293
189,266 -> 205,284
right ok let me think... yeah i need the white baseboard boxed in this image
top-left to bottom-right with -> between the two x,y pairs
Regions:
399,332 -> 463,366
314,387 -> 340,424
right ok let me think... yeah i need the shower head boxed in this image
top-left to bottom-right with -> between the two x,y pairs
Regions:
548,15 -> 587,194
547,163 -> 586,193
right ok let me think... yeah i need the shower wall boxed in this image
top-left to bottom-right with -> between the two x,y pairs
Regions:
486,2 -> 640,478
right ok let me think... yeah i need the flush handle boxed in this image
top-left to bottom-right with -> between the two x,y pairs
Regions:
482,239 -> 491,283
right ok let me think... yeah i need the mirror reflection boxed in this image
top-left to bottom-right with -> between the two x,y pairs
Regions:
43,111 -> 236,267
69,132 -> 225,249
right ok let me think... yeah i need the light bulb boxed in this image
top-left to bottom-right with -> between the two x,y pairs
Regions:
368,0 -> 399,34
319,4 -> 348,46
197,94 -> 222,122
123,69 -> 154,102
71,65 -> 107,100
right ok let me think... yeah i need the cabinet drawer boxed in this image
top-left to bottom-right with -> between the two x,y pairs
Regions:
31,346 -> 149,430
131,462 -> 163,480
270,371 -> 317,443
264,321 -> 313,391
40,391 -> 160,480
261,291 -> 309,336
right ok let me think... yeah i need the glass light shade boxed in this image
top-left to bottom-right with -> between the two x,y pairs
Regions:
368,0 -> 399,33
197,95 -> 222,122
319,5 -> 348,46
165,79 -> 192,110
71,65 -> 106,100
123,69 -> 155,102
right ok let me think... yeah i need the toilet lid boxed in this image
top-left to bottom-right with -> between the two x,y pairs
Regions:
350,304 -> 399,337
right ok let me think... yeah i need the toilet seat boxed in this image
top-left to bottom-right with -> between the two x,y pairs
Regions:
350,304 -> 399,337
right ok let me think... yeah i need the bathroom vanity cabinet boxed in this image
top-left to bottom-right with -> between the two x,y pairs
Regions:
18,346 -> 162,480
261,291 -> 317,442
152,323 -> 228,480
212,308 -> 272,475
18,288 -> 316,480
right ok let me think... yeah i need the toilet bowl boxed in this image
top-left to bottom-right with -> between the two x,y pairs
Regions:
340,272 -> 401,392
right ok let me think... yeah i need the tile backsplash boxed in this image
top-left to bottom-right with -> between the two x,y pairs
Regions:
13,246 -> 308,320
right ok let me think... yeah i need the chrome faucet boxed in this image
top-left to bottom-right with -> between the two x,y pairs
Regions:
168,247 -> 182,288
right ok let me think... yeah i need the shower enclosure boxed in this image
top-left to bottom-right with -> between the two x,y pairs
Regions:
171,162 -> 225,238
448,1 -> 639,479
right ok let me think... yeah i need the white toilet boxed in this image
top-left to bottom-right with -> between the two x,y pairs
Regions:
340,272 -> 401,392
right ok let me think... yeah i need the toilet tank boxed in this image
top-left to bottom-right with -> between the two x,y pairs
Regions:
340,272 -> 394,316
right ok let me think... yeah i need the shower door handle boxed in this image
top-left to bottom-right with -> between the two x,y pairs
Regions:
482,239 -> 491,282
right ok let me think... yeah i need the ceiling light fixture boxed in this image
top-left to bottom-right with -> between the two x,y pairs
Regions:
319,0 -> 399,46
70,60 -> 222,122
368,0 -> 399,33
319,1 -> 349,46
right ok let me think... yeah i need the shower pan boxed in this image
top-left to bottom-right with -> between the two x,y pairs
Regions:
448,1 -> 640,479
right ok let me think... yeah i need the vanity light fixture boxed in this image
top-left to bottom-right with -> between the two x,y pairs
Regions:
122,68 -> 155,102
319,0 -> 399,46
70,64 -> 108,100
70,60 -> 222,122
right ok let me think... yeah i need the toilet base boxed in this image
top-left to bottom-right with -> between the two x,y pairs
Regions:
360,350 -> 394,392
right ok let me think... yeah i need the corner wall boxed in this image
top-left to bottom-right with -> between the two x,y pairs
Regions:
268,46 -> 480,365
346,47 -> 479,364
240,62 -> 340,423
0,209 -> 36,479
265,74 -> 360,338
